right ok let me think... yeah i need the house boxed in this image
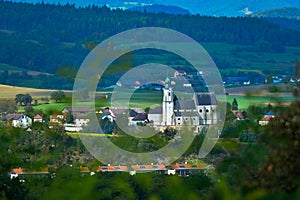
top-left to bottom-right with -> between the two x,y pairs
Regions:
79,167 -> 90,175
64,123 -> 83,132
73,114 -> 90,127
171,163 -> 206,176
259,111 -> 275,126
130,164 -> 166,174
6,114 -> 32,128
129,113 -> 148,125
174,70 -> 187,78
95,165 -> 128,173
148,106 -> 163,126
223,76 -> 250,86
147,77 -> 218,126
33,114 -> 43,123
50,113 -> 66,124
232,110 -> 246,121
10,167 -> 49,179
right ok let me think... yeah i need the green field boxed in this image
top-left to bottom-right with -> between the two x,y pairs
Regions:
224,94 -> 295,110
4,82 -> 294,113
16,90 -> 295,113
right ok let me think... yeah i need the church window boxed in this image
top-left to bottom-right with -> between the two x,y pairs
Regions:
168,92 -> 170,96
206,109 -> 209,112
199,109 -> 202,113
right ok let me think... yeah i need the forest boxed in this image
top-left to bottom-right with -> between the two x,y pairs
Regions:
1,1 -> 300,89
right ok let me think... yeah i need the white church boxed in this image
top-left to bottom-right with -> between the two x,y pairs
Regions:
148,77 -> 218,126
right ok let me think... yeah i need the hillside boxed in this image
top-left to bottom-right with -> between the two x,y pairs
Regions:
1,1 -> 300,90
11,0 -> 300,16
129,4 -> 190,15
253,7 -> 300,19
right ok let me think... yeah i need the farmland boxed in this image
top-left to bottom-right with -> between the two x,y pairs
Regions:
0,84 -> 56,99
0,83 -> 292,113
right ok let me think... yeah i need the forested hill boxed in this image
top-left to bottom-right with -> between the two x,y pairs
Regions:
1,1 -> 300,86
129,4 -> 191,15
253,7 -> 300,19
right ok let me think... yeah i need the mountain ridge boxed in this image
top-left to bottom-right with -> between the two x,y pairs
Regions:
11,0 -> 300,16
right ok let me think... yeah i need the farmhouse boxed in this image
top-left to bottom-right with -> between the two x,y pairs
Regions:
33,114 -> 43,123
50,113 -> 66,124
259,111 -> 275,126
6,114 -> 32,128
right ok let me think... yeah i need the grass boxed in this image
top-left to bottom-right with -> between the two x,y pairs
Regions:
225,95 -> 295,110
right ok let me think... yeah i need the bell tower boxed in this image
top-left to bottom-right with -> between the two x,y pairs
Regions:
162,77 -> 174,126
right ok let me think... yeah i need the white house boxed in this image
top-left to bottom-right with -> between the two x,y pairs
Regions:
33,114 -> 43,123
6,114 -> 32,128
73,114 -> 90,127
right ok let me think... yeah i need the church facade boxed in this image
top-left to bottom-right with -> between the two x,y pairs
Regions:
148,78 -> 218,126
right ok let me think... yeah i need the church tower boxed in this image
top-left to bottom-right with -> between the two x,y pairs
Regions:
162,77 -> 174,126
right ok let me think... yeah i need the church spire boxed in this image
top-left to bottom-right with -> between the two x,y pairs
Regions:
165,76 -> 171,89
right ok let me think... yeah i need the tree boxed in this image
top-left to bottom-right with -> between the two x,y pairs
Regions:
15,93 -> 32,106
15,94 -> 25,106
24,93 -> 32,105
51,91 -> 66,103
65,113 -> 74,123
249,102 -> 300,192
232,98 -> 238,110
24,105 -> 34,117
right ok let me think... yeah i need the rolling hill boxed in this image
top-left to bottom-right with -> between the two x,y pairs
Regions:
252,7 -> 300,19
11,0 -> 300,16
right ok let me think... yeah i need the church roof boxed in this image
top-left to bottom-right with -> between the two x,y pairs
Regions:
148,106 -> 162,114
174,111 -> 198,117
174,100 -> 196,110
195,93 -> 217,105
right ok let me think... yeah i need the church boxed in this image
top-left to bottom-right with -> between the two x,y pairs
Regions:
148,77 -> 218,126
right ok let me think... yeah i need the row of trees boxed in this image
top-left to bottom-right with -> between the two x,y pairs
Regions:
14,91 -> 66,107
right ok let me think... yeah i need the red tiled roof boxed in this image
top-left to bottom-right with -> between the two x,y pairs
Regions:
96,165 -> 128,172
12,168 -> 23,174
131,164 -> 166,171
171,163 -> 206,170
80,167 -> 90,172
34,114 -> 42,119
261,116 -> 274,121
11,167 -> 49,174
